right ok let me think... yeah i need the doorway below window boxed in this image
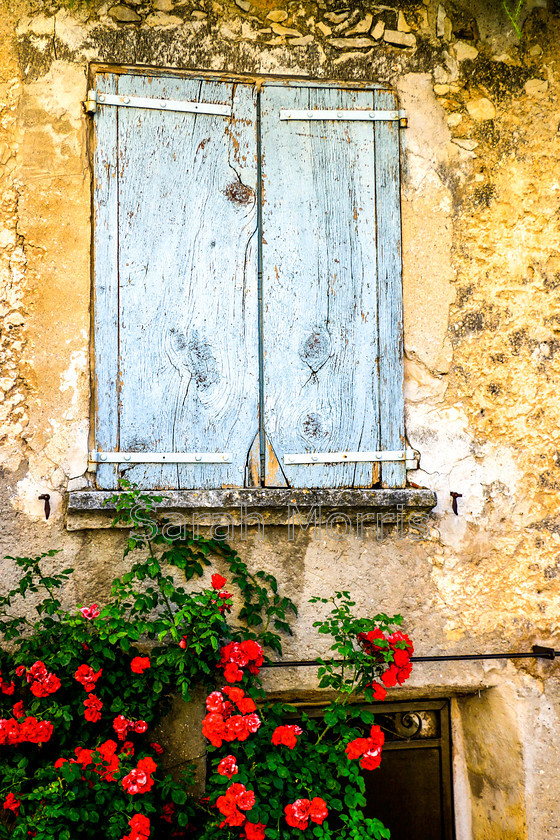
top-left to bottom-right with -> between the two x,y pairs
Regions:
363,699 -> 455,840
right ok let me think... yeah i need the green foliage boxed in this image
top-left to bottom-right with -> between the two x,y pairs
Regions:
310,592 -> 401,697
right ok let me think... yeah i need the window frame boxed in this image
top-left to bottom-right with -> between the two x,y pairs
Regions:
88,65 -> 407,494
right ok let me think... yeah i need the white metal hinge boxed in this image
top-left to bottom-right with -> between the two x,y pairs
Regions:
83,89 -> 232,117
88,451 -> 232,471
280,109 -> 407,127
283,449 -> 418,469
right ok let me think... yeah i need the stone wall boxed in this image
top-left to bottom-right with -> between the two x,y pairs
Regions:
1,0 -> 560,836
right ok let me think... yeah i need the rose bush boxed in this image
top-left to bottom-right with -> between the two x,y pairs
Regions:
0,485 -> 412,840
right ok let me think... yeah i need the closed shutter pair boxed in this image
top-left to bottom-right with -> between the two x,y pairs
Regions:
92,72 -> 407,490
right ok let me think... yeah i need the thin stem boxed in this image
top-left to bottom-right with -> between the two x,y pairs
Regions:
502,0 -> 524,37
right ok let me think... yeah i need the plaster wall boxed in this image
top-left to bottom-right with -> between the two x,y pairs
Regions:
0,0 -> 560,836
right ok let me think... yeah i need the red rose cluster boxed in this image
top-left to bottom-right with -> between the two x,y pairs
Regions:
202,687 -> 261,748
216,782 -> 256,828
357,629 -> 414,691
271,725 -> 302,750
122,756 -> 157,795
25,661 -> 61,698
0,670 -> 14,696
345,724 -> 385,771
284,798 -> 328,830
211,574 -> 234,614
122,813 -> 151,840
84,694 -> 103,723
113,715 -> 148,740
74,664 -> 102,693
56,739 -> 121,782
0,716 -> 53,746
3,792 -> 20,815
218,641 -> 264,683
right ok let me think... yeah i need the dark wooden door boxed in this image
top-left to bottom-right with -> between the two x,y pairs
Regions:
363,700 -> 455,840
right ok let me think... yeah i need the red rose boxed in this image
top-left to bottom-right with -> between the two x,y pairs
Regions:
216,782 -> 256,828
367,681 -> 387,701
211,573 -> 227,589
360,748 -> 382,771
150,742 -> 164,755
15,666 -> 25,677
84,694 -> 103,723
113,715 -> 130,740
3,792 -> 20,815
122,813 -> 151,840
217,755 -> 238,778
122,767 -> 154,795
134,720 -> 148,733
12,701 -> 25,720
162,802 -> 175,823
309,797 -> 328,824
131,657 -> 151,674
345,737 -> 372,761
26,661 -> 61,698
75,664 -> 102,693
271,724 -> 302,749
19,716 -> 53,744
202,713 -> 226,747
244,822 -> 267,840
80,604 -> 100,620
285,799 -> 310,830
345,725 -> 384,770
223,662 -> 243,683
238,790 -> 256,811
243,713 -> 261,734
381,665 -> 398,687
206,691 -> 225,713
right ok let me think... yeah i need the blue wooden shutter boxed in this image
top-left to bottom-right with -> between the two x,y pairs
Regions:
93,73 -> 259,489
260,84 -> 405,489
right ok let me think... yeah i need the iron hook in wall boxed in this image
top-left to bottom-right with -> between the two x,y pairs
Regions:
38,494 -> 50,520
450,492 -> 462,515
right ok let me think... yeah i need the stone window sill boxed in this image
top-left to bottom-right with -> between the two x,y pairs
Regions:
66,488 -> 436,530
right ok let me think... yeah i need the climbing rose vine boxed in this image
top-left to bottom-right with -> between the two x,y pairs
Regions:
0,485 -> 412,840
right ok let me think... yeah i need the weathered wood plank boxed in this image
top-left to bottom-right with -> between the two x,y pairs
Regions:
108,74 -> 259,489
93,72 -> 119,489
260,85 -> 381,488
374,89 -> 406,488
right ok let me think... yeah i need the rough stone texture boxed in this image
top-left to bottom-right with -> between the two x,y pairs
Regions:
383,29 -> 416,48
1,1 -> 560,837
108,4 -> 142,23
466,96 -> 497,120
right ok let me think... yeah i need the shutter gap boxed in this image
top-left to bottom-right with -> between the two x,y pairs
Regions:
256,88 -> 266,487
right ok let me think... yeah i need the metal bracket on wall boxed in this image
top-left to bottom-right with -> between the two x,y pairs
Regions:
82,89 -> 232,117
283,449 -> 418,469
88,451 -> 232,471
280,109 -> 407,127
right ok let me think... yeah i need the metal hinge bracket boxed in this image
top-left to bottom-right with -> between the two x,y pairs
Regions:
88,451 -> 232,471
280,109 -> 407,126
83,89 -> 232,118
283,449 -> 418,469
